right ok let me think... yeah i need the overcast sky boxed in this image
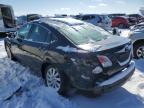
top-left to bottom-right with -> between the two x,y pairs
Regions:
0,0 -> 144,16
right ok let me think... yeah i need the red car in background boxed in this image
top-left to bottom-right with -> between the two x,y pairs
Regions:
111,16 -> 129,28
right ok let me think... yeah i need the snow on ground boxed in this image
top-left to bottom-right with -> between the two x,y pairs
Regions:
0,39 -> 77,108
0,36 -> 144,108
120,29 -> 131,38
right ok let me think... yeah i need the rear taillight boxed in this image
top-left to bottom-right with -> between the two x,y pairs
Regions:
97,55 -> 112,67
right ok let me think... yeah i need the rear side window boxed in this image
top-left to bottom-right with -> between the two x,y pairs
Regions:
28,24 -> 50,43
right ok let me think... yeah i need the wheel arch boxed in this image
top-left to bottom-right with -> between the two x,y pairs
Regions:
41,61 -> 51,78
133,39 -> 144,47
133,39 -> 144,59
41,60 -> 69,79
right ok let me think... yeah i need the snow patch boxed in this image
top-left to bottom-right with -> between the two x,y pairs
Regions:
56,46 -> 87,53
0,39 -> 77,108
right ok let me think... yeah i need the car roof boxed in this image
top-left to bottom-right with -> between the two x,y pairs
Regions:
37,17 -> 85,28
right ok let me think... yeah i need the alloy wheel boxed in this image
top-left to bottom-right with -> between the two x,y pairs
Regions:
46,67 -> 61,91
136,46 -> 144,58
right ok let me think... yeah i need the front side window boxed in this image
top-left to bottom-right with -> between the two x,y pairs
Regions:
17,24 -> 32,39
28,24 -> 50,43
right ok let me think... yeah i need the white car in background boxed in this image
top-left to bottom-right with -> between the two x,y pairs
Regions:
74,14 -> 112,31
124,23 -> 144,59
0,4 -> 16,34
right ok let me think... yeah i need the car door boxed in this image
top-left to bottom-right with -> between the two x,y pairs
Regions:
19,23 -> 53,72
10,23 -> 32,62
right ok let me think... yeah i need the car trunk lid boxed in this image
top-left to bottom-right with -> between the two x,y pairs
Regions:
78,36 -> 132,77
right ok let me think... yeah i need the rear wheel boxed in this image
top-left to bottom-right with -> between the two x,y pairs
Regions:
44,65 -> 69,95
134,43 -> 144,59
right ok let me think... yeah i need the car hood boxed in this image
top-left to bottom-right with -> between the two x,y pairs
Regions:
133,28 -> 144,33
78,35 -> 130,52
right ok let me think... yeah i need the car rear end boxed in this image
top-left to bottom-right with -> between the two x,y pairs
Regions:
76,35 -> 135,93
93,40 -> 134,93
49,18 -> 135,94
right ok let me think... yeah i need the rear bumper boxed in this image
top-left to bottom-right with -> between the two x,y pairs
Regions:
92,61 -> 135,94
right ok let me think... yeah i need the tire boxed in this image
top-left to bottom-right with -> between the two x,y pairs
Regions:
5,45 -> 14,60
133,43 -> 144,59
44,65 -> 69,95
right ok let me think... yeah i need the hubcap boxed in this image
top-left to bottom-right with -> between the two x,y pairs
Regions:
136,46 -> 144,58
6,46 -> 12,59
46,67 -> 61,91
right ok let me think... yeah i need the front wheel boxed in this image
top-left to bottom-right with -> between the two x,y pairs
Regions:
5,45 -> 13,60
134,43 -> 144,59
44,65 -> 69,95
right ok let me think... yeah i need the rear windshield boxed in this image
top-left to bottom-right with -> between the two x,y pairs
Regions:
58,23 -> 110,45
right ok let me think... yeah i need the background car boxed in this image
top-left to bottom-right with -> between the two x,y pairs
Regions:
5,18 -> 135,96
110,16 -> 129,29
74,14 -> 112,31
130,22 -> 144,30
0,4 -> 16,34
140,7 -> 144,16
128,14 -> 144,24
108,13 -> 138,27
16,14 -> 42,27
54,14 -> 68,18
126,24 -> 144,59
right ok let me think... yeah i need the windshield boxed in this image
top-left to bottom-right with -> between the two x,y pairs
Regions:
59,23 -> 110,45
